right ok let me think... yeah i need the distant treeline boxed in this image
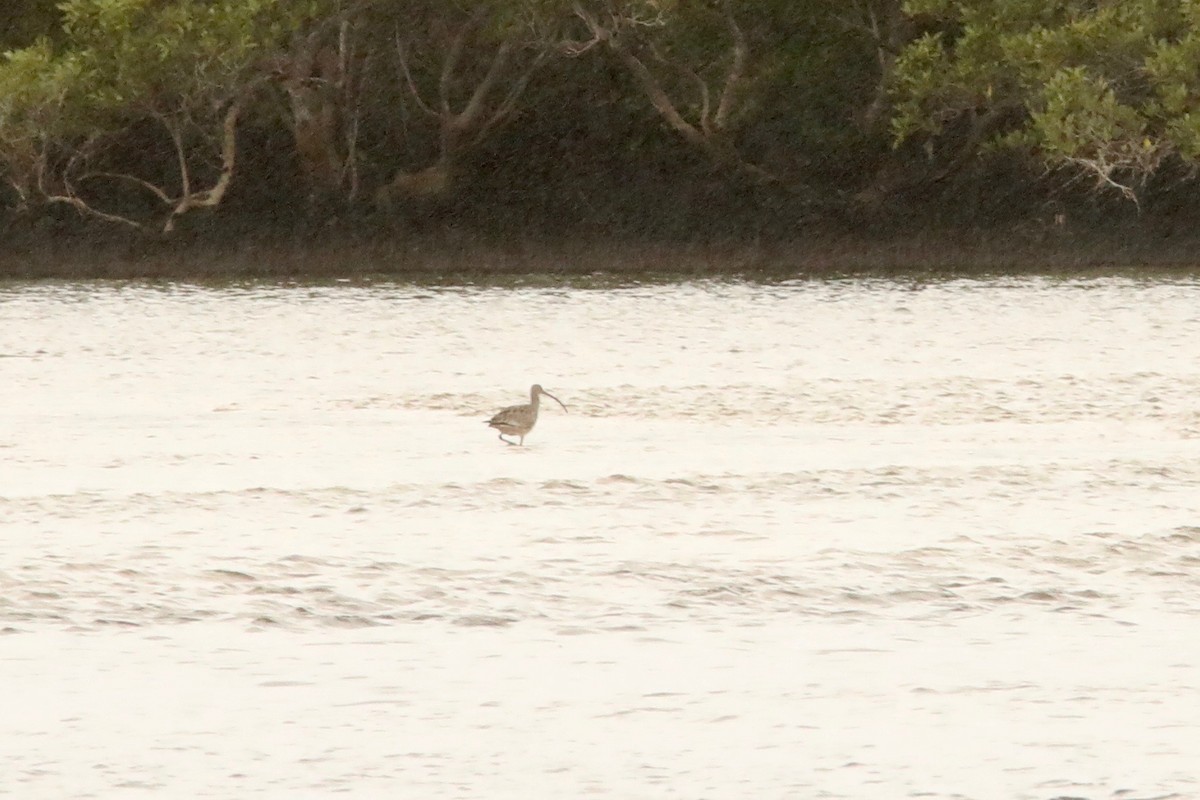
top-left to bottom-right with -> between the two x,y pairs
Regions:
4,0 -> 1200,242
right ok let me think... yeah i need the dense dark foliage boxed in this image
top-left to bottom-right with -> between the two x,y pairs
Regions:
3,0 -> 1199,256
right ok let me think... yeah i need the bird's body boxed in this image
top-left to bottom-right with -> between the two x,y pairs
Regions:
485,384 -> 567,446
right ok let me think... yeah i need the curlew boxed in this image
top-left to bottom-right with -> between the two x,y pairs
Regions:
485,384 -> 568,446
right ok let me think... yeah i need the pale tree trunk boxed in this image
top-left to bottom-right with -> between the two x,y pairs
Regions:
38,92 -> 252,237
378,7 -> 545,212
844,0 -> 911,135
564,0 -> 774,184
162,97 -> 245,232
277,15 -> 365,214
37,81 -> 264,234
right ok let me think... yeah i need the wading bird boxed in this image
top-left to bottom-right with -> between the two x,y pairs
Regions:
485,384 -> 568,446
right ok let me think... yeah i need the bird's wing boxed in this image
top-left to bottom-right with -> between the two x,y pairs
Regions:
487,404 -> 520,425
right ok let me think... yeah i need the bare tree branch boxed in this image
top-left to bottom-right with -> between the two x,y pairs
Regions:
164,87 -> 253,233
612,45 -> 707,149
713,0 -> 747,131
473,50 -> 547,148
564,0 -> 773,183
647,43 -> 711,135
39,151 -> 146,230
394,32 -> 439,118
77,171 -> 174,206
43,194 -> 146,229
158,113 -> 191,200
454,38 -> 514,133
440,7 -> 488,115
1063,156 -> 1143,208
379,5 -> 551,207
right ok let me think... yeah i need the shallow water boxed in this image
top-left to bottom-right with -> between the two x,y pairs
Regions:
2,276 -> 1199,799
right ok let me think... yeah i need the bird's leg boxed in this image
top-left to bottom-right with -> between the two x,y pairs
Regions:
499,432 -> 517,446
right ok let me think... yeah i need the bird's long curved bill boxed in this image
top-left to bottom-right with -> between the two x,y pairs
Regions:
544,392 -> 568,412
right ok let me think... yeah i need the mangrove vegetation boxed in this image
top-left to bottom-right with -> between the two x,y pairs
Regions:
5,0 -> 1200,272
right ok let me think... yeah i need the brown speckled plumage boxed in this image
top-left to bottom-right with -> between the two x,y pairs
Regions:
485,384 -> 568,446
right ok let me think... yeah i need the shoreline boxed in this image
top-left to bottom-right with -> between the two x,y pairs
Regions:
3,224 -> 1200,281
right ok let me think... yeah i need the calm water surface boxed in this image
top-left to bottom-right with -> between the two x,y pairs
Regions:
2,276 -> 1199,799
